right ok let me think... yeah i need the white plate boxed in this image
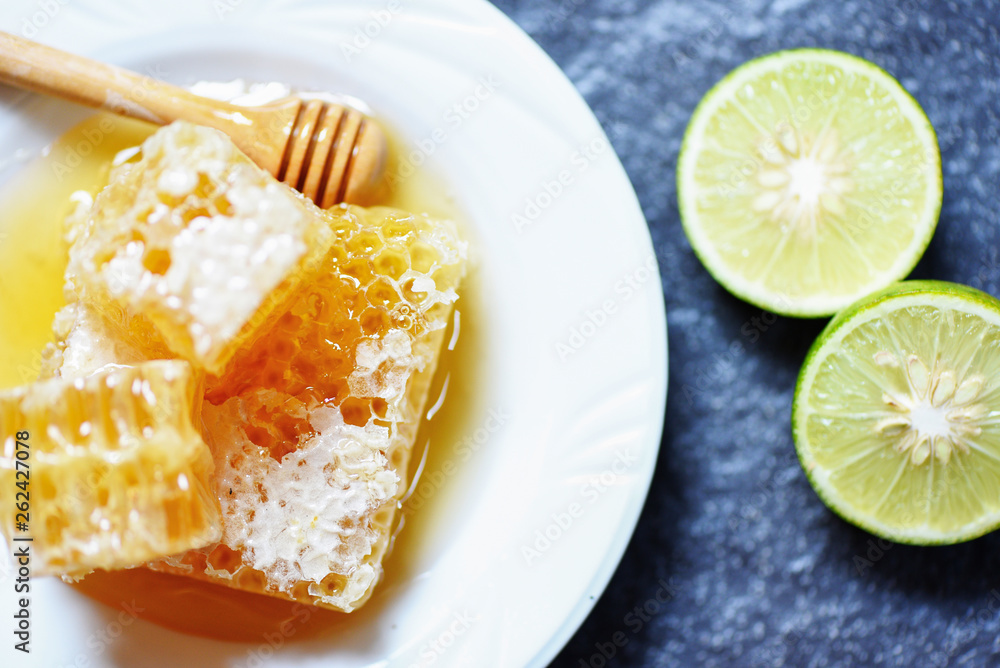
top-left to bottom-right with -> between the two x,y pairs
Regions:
0,1 -> 667,666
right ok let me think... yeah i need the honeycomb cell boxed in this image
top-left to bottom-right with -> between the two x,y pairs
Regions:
367,276 -> 401,308
352,230 -> 384,255
342,257 -> 375,285
360,307 -> 392,335
374,248 -> 409,280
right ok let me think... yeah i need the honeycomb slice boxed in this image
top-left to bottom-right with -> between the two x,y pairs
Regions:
148,205 -> 466,612
67,121 -> 334,375
0,361 -> 221,577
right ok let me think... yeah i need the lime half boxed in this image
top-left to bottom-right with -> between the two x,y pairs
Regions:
677,49 -> 942,317
793,281 -> 1000,544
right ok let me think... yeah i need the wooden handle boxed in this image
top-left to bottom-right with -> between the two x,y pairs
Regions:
0,31 -> 385,205
0,30 -> 241,127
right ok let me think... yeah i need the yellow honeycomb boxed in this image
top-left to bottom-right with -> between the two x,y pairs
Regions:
147,205 -> 466,611
0,361 -> 221,577
67,121 -> 334,375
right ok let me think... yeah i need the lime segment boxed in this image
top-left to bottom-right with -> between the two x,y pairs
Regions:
678,49 -> 942,317
793,281 -> 1000,544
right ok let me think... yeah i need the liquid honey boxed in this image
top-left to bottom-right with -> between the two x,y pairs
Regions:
0,112 -> 485,642
0,115 -> 153,389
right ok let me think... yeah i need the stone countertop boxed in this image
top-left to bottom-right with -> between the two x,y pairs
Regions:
487,1 -> 1000,666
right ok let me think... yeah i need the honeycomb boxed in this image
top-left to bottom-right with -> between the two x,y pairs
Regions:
147,205 -> 466,611
67,121 -> 334,375
0,361 -> 221,577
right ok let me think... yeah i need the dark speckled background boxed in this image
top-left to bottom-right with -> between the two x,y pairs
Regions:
486,1 -> 1000,666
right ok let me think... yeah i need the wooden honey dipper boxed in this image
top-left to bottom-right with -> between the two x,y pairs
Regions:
0,31 -> 387,207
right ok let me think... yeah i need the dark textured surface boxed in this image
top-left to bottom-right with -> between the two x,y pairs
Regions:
485,1 -> 1000,666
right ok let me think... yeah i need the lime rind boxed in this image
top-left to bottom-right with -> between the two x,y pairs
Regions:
793,280 -> 1000,544
677,49 -> 942,318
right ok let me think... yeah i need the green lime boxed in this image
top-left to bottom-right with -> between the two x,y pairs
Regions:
677,49 -> 942,317
793,280 -> 1000,544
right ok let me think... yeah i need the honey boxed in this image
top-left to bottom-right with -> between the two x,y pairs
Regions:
0,111 -> 484,640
